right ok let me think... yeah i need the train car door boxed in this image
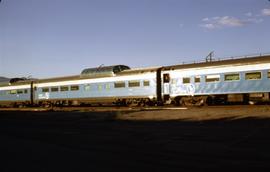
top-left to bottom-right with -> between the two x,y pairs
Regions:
30,81 -> 34,106
163,73 -> 170,102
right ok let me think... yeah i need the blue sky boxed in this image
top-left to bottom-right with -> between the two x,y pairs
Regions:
0,0 -> 270,78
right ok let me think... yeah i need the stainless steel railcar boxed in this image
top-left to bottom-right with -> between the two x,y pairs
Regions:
162,54 -> 270,105
0,65 -> 160,107
1,54 -> 270,107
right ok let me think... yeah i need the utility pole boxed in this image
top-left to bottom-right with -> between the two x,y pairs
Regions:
206,51 -> 214,62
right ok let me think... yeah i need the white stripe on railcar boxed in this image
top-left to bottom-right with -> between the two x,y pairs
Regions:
0,85 -> 30,91
168,63 -> 270,77
36,73 -> 156,88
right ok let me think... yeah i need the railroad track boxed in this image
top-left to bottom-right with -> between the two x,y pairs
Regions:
0,105 -> 267,112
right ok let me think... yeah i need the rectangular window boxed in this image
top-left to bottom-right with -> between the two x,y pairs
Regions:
51,87 -> 59,92
60,86 -> 69,91
42,88 -> 49,92
114,82 -> 125,88
171,79 -> 177,84
70,85 -> 79,91
245,72 -> 261,80
205,74 -> 220,82
105,84 -> 110,90
84,84 -> 91,91
268,70 -> 270,78
9,90 -> 17,94
143,80 -> 150,86
183,77 -> 190,84
98,84 -> 103,91
24,89 -> 28,94
128,80 -> 140,87
195,76 -> 200,83
225,73 -> 240,81
163,74 -> 170,83
17,90 -> 23,94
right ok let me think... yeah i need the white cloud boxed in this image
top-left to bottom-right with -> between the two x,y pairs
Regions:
200,23 -> 216,29
202,18 -> 210,22
200,16 -> 245,29
262,8 -> 270,16
218,16 -> 245,27
247,18 -> 264,24
245,12 -> 253,17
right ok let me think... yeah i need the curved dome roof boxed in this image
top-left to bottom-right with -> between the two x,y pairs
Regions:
80,65 -> 130,78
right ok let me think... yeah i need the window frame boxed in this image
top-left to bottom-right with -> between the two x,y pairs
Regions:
194,76 -> 200,83
205,74 -> 220,82
224,73 -> 240,81
42,87 -> 50,93
84,84 -> 91,91
182,77 -> 191,84
128,80 -> 140,87
245,71 -> 262,80
114,82 -> 125,88
143,80 -> 150,86
51,87 -> 59,92
60,86 -> 69,92
70,85 -> 79,91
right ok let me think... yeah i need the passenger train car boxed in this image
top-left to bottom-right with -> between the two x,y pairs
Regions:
0,65 -> 159,107
161,54 -> 270,105
1,54 -> 270,107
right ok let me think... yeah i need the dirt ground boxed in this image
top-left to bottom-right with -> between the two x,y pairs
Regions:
1,106 -> 270,171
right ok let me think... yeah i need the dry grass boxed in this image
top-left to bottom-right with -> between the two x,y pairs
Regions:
116,105 -> 270,121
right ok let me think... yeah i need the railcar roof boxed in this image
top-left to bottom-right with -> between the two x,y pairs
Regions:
35,66 -> 161,84
80,65 -> 130,78
163,54 -> 270,70
118,66 -> 162,75
35,75 -> 80,84
0,79 -> 36,87
2,54 -> 270,87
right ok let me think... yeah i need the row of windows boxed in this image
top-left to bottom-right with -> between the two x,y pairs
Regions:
42,85 -> 79,93
6,89 -> 28,95
181,71 -> 264,84
114,80 -> 150,88
41,80 -> 151,93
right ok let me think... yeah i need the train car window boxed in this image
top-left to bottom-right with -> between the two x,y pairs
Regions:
163,74 -> 170,83
9,90 -> 17,94
105,84 -> 110,90
17,90 -> 23,94
98,84 -> 103,91
268,70 -> 270,78
245,72 -> 261,80
128,80 -> 140,87
143,80 -> 150,86
114,82 -> 125,88
24,89 -> 28,94
205,75 -> 220,82
60,86 -> 69,91
51,87 -> 59,92
84,84 -> 91,91
225,73 -> 240,81
171,79 -> 176,84
195,76 -> 200,83
71,85 -> 79,91
183,77 -> 190,84
42,88 -> 49,92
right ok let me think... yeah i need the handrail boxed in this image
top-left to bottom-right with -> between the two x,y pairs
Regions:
179,52 -> 270,65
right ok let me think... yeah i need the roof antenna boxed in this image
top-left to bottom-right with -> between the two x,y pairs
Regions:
205,51 -> 214,62
96,64 -> 104,72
